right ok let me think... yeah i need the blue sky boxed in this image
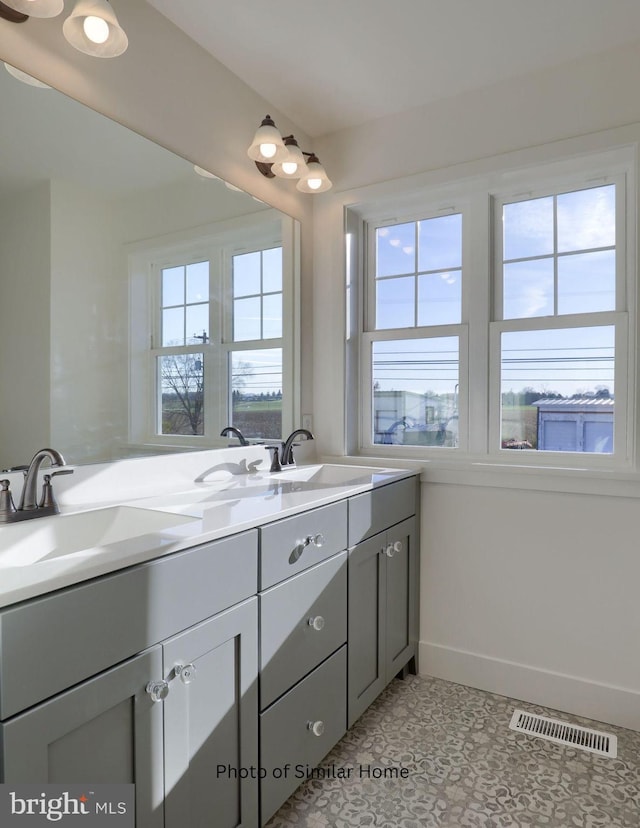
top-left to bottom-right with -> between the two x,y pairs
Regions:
373,185 -> 616,401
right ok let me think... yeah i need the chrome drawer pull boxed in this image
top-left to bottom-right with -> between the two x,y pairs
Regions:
146,680 -> 169,702
174,662 -> 197,685
307,720 -> 325,737
292,533 -> 326,563
384,543 -> 395,558
302,533 -> 325,549
307,615 -> 325,631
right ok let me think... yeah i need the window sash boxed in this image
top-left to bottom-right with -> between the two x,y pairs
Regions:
492,173 -> 627,322
488,312 -> 629,467
360,326 -> 469,453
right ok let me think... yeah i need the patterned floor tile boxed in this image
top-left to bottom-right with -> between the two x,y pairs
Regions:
266,675 -> 640,828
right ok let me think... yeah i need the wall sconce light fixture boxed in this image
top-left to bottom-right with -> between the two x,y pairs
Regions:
0,0 -> 128,58
248,115 -> 332,193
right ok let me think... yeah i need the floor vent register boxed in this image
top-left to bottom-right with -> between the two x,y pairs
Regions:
509,709 -> 617,758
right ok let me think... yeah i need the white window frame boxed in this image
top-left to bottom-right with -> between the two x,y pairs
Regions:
489,164 -> 633,469
353,146 -> 635,470
360,197 -> 472,456
128,213 -> 298,450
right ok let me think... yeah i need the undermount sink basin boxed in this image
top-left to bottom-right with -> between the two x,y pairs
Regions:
274,463 -> 400,487
0,506 -> 195,567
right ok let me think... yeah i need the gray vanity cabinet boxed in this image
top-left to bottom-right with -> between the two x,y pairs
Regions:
0,647 -> 165,828
347,476 -> 419,727
0,529 -> 260,828
162,597 -> 258,828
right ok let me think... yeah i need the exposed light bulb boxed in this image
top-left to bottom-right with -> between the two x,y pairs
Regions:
307,178 -> 323,190
83,15 -> 110,44
259,142 -> 277,159
281,161 -> 299,176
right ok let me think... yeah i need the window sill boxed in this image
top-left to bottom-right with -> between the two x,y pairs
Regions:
321,452 -> 640,499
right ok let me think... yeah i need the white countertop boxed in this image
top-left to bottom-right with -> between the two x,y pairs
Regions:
0,454 -> 415,609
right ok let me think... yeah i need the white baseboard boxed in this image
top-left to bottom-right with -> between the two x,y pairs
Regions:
420,641 -> 640,733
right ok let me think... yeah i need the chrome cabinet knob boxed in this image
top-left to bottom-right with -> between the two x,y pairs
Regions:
175,662 -> 197,685
307,720 -> 325,737
384,543 -> 395,558
393,540 -> 403,553
308,615 -> 325,631
303,533 -> 325,548
146,680 -> 169,702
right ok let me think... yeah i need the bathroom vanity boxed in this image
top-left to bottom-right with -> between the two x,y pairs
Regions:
0,454 -> 419,827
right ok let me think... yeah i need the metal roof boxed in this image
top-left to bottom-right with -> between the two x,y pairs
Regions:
532,396 -> 614,410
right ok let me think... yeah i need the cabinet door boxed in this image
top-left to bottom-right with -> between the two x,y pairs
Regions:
347,533 -> 386,727
385,517 -> 417,681
0,648 -> 164,828
162,598 -> 258,828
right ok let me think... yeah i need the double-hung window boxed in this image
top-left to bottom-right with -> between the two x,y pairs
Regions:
491,175 -> 629,461
357,148 -> 633,468
129,215 -> 297,448
362,208 -> 467,450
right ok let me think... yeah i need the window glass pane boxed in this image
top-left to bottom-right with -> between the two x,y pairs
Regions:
233,296 -> 261,341
185,303 -> 209,344
233,252 -> 261,297
186,261 -> 209,303
376,223 -> 415,277
418,214 -> 462,272
231,349 -> 282,439
372,337 -> 459,447
503,196 -> 553,260
162,266 -> 184,307
418,270 -> 461,326
500,326 -> 614,453
376,276 -> 415,329
162,307 -> 184,346
263,247 -> 283,293
503,259 -> 554,319
158,353 -> 204,435
262,293 -> 283,339
557,185 -> 615,253
557,250 -> 616,315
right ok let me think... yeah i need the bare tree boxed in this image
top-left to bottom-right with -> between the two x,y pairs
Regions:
160,354 -> 204,435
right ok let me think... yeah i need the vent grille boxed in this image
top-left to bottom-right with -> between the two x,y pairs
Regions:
509,710 -> 617,757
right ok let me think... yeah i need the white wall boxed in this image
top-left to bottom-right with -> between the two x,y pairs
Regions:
50,179 -> 125,463
0,184 -> 51,467
315,40 -> 640,729
113,177 -> 270,244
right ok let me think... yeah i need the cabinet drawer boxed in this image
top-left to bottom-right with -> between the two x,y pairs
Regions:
348,476 -> 417,545
260,552 -> 347,709
260,646 -> 346,824
259,501 -> 347,589
0,530 -> 258,719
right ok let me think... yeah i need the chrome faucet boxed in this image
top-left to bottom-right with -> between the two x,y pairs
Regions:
220,426 -> 249,446
280,429 -> 314,466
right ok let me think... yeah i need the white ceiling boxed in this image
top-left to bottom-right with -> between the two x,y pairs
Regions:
147,0 -> 640,138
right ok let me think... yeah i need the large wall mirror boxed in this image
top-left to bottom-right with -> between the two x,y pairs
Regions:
0,63 -> 300,470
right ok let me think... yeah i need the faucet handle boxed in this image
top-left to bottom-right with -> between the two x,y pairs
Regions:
0,479 -> 16,522
265,445 -> 282,473
38,469 -> 73,512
